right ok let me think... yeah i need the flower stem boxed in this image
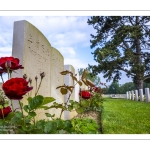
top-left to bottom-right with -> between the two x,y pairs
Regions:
19,101 -> 25,126
10,100 -> 14,112
35,79 -> 42,96
1,108 -> 5,121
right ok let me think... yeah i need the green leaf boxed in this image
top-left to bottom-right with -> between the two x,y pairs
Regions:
4,103 -> 8,107
76,107 -> 84,114
41,97 -> 55,105
69,100 -> 74,105
28,95 -> 44,110
45,113 -> 55,118
77,81 -> 82,86
23,105 -> 29,112
44,121 -> 57,133
73,102 -> 80,109
60,88 -> 68,95
68,105 -> 73,111
28,112 -> 36,117
80,100 -> 89,107
0,105 -> 3,109
4,112 -> 15,120
27,97 -> 32,102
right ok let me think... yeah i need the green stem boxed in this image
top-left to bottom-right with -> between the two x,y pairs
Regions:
35,79 -> 42,96
1,107 -> 5,121
19,101 -> 25,126
10,100 -> 14,112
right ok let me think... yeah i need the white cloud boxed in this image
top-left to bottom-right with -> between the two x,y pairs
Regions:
64,58 -> 88,70
0,47 -> 12,56
58,47 -> 76,58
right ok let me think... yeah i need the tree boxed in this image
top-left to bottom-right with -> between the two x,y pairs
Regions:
78,67 -> 101,86
87,16 -> 150,90
107,82 -> 120,94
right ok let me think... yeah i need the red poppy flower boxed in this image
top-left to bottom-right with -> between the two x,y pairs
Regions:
79,91 -> 91,99
2,78 -> 33,100
0,106 -> 12,118
0,57 -> 24,71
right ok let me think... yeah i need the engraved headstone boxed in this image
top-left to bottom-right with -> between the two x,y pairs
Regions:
12,20 -> 64,120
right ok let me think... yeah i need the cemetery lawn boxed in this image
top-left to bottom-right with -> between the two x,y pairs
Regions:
102,98 -> 150,134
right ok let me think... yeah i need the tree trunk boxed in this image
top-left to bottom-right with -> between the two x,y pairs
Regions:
135,79 -> 143,90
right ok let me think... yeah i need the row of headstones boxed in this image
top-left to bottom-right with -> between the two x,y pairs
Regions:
11,20 -> 85,120
126,88 -> 150,102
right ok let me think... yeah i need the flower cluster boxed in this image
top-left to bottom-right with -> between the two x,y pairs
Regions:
0,56 -> 33,118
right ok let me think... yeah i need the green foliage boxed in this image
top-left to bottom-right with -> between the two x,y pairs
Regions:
71,118 -> 99,134
87,16 -> 150,90
104,82 -> 136,94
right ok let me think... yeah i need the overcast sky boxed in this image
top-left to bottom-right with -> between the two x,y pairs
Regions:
0,16 -> 132,85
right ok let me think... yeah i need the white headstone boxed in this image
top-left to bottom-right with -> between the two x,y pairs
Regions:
128,91 -> 131,100
145,88 -> 150,102
64,64 -> 77,120
135,90 -> 138,101
126,91 -> 129,99
131,90 -> 134,100
12,20 -> 64,120
139,89 -> 144,102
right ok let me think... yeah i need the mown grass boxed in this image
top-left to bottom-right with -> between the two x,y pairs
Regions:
102,98 -> 150,134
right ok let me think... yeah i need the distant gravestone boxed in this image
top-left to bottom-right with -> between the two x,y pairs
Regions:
135,90 -> 138,101
64,64 -> 77,120
126,91 -> 129,99
12,20 -> 64,120
128,91 -> 131,100
145,88 -> 150,102
139,89 -> 144,102
131,90 -> 134,100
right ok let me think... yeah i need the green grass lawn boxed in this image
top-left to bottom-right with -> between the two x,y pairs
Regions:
102,98 -> 150,134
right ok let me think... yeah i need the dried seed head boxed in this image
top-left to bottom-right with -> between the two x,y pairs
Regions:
40,72 -> 45,79
35,76 -> 38,80
23,74 -> 27,79
28,78 -> 32,84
